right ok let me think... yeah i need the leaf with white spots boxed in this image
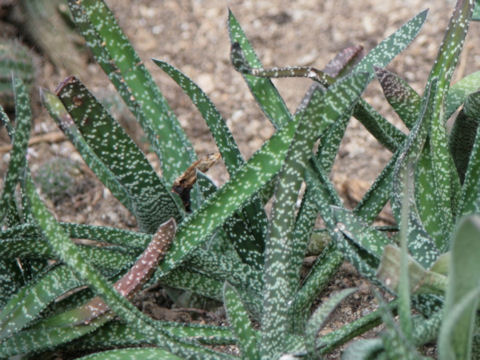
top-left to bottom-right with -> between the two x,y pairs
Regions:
261,72 -> 368,357
323,45 -> 364,78
354,152 -> 398,223
445,70 -> 480,119
392,79 -> 441,267
23,177 -> 232,360
223,282 -> 259,360
67,321 -> 235,355
375,67 -> 421,130
304,288 -> 356,358
449,91 -> 480,183
228,10 -> 292,129
67,0 -> 196,185
54,76 -> 184,233
153,59 -> 267,267
458,97 -> 480,216
158,267 -> 224,302
0,77 -> 31,226
305,168 -> 379,283
231,43 -> 404,152
289,243 -> 343,333
0,78 -> 32,307
333,207 -> 391,259
421,0 -> 473,247
155,117 -> 299,277
42,89 -> 135,220
0,265 -> 83,341
76,347 -> 183,360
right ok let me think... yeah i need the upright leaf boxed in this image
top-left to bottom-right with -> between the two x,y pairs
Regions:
67,0 -> 195,185
423,0 -> 473,245
227,10 -> 291,129
375,67 -> 421,130
153,60 -> 267,266
156,116 -> 298,277
55,76 -> 183,233
304,288 -> 356,357
0,78 -> 31,225
392,79 -> 440,267
223,283 -> 259,359
261,73 -> 368,357
439,215 -> 480,360
449,92 -> 480,183
24,178 -> 231,360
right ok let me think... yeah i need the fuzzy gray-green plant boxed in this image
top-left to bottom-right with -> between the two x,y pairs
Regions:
1,1 -> 480,359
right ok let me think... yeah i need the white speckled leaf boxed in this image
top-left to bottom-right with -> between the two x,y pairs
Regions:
0,78 -> 31,226
23,177 -> 231,360
153,60 -> 267,266
392,79 -> 440,268
223,282 -> 259,360
67,0 -> 195,185
445,70 -> 480,119
228,10 -> 292,129
304,288 -> 356,357
55,76 -> 183,233
156,118 -> 299,276
261,72 -> 368,357
422,0 -> 473,247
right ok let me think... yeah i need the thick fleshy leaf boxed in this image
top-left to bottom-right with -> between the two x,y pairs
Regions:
231,43 -> 405,153
377,245 -> 447,295
459,111 -> 480,216
260,73 -> 368,357
67,0 -> 196,185
23,177 -> 231,360
304,288 -> 356,357
74,219 -> 176,325
354,152 -> 398,223
306,168 -> 378,282
153,59 -> 267,266
316,300 -> 397,355
0,265 -> 82,341
377,295 -> 421,360
334,207 -> 391,259
188,248 -> 263,305
227,9 -> 291,129
1,222 -> 150,252
54,76 -> 183,233
158,268 -> 224,302
154,117 -> 298,277
223,283 -> 259,360
0,78 -> 32,306
323,45 -> 364,78
289,244 -> 343,333
375,67 -> 421,130
66,321 -> 235,354
439,215 -> 480,360
0,78 -> 31,226
449,91 -> 480,183
445,70 -> 480,120
422,0 -> 473,246
42,89 -> 135,218
76,347 -> 183,360
392,79 -> 440,267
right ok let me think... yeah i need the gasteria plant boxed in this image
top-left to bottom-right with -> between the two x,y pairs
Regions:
0,0 -> 479,359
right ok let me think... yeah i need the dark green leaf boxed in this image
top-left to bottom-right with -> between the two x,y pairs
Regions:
55,76 -> 183,233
